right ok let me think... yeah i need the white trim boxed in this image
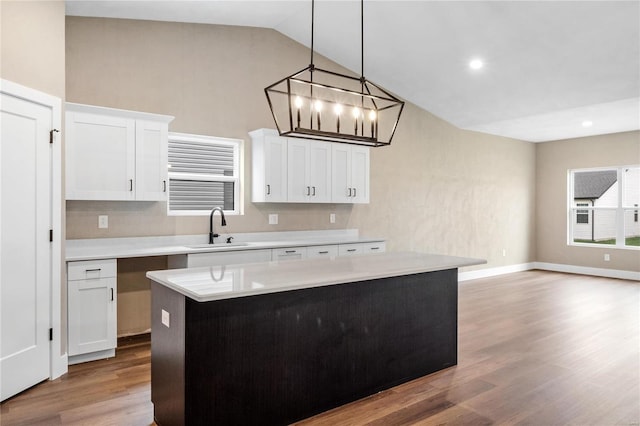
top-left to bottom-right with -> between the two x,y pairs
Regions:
66,102 -> 173,123
534,262 -> 640,281
0,79 -> 67,380
459,263 -> 534,281
459,261 -> 639,282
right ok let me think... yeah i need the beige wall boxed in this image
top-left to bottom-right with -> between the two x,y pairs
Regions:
1,0 -> 67,353
65,17 -> 536,268
66,17 -> 538,336
1,0 -> 65,98
536,131 -> 640,272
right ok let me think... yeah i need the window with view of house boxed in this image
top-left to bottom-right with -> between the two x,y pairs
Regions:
167,132 -> 241,216
569,166 -> 640,248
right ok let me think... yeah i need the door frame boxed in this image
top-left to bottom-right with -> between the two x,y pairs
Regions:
1,79 -> 66,380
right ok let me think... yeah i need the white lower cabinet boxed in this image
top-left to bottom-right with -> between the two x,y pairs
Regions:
307,245 -> 339,259
67,259 -> 117,364
171,249 -> 273,268
272,247 -> 307,261
338,242 -> 386,256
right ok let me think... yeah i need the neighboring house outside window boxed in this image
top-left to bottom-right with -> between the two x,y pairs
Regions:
167,132 -> 242,216
569,167 -> 640,248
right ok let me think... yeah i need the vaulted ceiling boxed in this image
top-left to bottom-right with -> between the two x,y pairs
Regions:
66,0 -> 640,142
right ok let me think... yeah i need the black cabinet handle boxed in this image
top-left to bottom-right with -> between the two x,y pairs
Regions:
348,188 -> 352,197
285,250 -> 296,254
318,251 -> 329,254
110,288 -> 114,301
353,188 -> 357,197
163,180 -> 167,192
267,184 -> 271,195
306,186 -> 310,196
347,249 -> 357,252
129,179 -> 133,191
370,247 -> 380,250
312,186 -> 316,196
85,268 -> 101,273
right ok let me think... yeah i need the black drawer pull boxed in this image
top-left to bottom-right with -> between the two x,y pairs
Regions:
285,250 -> 296,254
347,249 -> 356,252
85,268 -> 101,273
318,251 -> 329,254
370,247 -> 380,250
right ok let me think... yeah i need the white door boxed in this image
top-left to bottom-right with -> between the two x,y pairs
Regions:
0,92 -> 52,401
136,120 -> 168,201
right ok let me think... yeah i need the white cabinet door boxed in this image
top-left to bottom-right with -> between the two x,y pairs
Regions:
350,146 -> 370,203
251,129 -> 287,202
331,144 -> 369,204
66,111 -> 136,200
68,277 -> 117,356
308,141 -> 332,202
135,120 -> 168,201
287,139 -> 308,202
331,144 -> 351,203
65,103 -> 172,201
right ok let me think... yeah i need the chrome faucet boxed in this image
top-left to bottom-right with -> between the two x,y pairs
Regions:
209,207 -> 227,244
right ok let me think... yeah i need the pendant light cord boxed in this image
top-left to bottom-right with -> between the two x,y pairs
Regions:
310,0 -> 315,68
361,0 -> 364,78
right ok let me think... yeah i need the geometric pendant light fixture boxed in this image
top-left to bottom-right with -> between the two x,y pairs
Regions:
264,0 -> 404,147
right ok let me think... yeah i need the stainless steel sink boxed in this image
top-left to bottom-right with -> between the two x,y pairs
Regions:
185,243 -> 249,249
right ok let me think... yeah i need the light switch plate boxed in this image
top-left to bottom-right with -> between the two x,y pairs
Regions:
269,214 -> 278,225
330,213 -> 336,224
161,309 -> 170,328
98,215 -> 108,229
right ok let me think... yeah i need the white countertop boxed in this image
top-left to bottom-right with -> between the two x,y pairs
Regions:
146,252 -> 486,302
65,229 -> 383,261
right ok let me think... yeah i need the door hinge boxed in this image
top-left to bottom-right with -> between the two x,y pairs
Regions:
49,129 -> 59,144
49,328 -> 53,341
49,229 -> 53,242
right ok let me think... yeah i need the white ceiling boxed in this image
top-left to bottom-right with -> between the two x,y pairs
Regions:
65,0 -> 640,143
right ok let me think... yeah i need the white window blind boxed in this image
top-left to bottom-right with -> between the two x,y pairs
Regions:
168,132 -> 241,215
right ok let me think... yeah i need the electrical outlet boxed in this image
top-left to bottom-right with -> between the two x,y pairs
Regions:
330,213 -> 336,224
604,253 -> 610,261
502,249 -> 507,257
98,215 -> 108,229
161,309 -> 170,328
269,214 -> 278,225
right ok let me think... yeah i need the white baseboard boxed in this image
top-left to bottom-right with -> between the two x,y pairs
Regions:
459,262 -> 639,282
459,263 -> 534,281
534,262 -> 640,281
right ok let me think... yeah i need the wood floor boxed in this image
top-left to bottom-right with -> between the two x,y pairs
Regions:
1,270 -> 638,425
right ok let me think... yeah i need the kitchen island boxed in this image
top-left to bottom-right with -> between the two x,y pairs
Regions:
147,252 -> 485,426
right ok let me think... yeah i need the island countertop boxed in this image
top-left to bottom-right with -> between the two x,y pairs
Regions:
146,251 -> 486,302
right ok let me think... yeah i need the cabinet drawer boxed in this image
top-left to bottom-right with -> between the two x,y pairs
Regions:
272,247 -> 307,261
363,242 -> 386,253
307,245 -> 338,258
338,244 -> 363,256
68,259 -> 117,281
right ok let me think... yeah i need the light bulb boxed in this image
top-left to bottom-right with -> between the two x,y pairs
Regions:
334,104 -> 343,115
469,59 -> 483,70
368,110 -> 377,121
582,120 -> 593,128
294,96 -> 303,109
352,107 -> 361,118
314,100 -> 323,112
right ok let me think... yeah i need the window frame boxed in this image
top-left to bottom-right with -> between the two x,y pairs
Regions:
167,132 -> 242,216
567,165 -> 639,250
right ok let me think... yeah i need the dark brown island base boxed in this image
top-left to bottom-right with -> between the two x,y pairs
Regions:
147,252 -> 485,425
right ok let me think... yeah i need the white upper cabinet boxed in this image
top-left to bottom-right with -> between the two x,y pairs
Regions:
287,139 -> 331,203
250,128 -> 288,202
331,144 -> 370,204
251,129 -> 369,204
65,103 -> 173,201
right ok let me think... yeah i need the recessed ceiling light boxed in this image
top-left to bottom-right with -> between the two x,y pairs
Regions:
469,59 -> 483,70
582,120 -> 593,128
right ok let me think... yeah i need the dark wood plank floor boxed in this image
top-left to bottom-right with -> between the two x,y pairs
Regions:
1,270 -> 638,425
